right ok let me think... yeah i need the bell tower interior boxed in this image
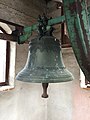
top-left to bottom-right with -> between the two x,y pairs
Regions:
0,0 -> 90,120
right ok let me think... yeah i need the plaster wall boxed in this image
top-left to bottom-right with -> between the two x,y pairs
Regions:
0,44 -> 90,120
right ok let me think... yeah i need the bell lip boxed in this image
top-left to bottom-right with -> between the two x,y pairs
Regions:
16,80 -> 73,83
16,76 -> 74,83
16,68 -> 74,83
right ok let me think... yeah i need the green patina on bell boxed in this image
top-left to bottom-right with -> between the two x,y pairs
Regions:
16,14 -> 74,98
16,34 -> 74,83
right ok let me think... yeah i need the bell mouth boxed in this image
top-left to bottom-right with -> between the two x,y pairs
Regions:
16,67 -> 74,83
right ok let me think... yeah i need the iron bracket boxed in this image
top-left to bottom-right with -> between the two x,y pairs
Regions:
63,0 -> 90,81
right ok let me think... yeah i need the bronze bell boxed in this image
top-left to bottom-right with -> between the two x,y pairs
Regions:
16,15 -> 74,98
16,34 -> 74,97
